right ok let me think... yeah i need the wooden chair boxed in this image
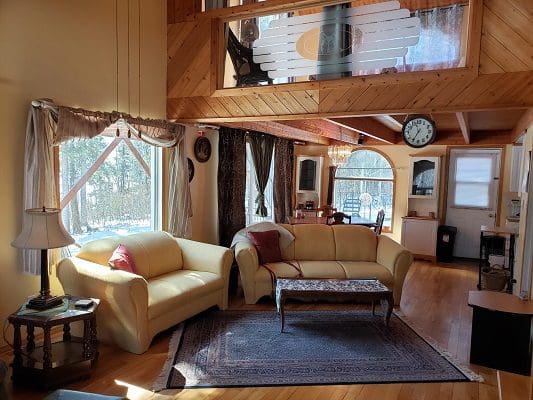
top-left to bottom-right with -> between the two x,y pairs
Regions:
327,212 -> 352,225
342,198 -> 361,217
226,28 -> 273,87
318,205 -> 337,217
375,209 -> 385,234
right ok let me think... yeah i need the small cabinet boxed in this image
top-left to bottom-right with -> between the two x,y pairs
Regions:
401,218 -> 439,261
295,156 -> 323,208
408,157 -> 439,199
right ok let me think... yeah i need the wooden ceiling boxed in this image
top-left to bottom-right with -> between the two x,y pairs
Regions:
167,0 -> 533,146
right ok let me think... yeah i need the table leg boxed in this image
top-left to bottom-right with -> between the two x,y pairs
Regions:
372,300 -> 376,316
43,327 -> 52,369
82,320 -> 91,359
63,323 -> 71,341
280,295 -> 285,333
90,317 -> 99,365
12,323 -> 22,368
26,325 -> 35,352
382,295 -> 394,326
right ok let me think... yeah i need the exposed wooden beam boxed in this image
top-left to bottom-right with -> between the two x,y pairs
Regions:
279,119 -> 360,145
373,115 -> 403,132
326,117 -> 398,144
221,121 -> 330,145
511,108 -> 533,143
455,112 -> 471,144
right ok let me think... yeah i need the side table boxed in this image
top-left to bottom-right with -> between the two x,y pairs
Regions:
8,295 -> 100,389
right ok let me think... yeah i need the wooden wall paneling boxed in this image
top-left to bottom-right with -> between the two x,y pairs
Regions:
273,92 -> 310,115
287,90 -> 319,114
244,94 -> 277,115
366,84 -> 404,111
385,82 -> 429,110
230,95 -> 262,116
327,117 -> 398,143
167,19 -> 212,98
222,121 -> 330,144
511,108 -> 533,142
255,93 -> 292,115
327,85 -> 372,113
447,74 -> 501,106
168,0 -> 202,23
216,96 -> 248,117
429,77 -> 476,108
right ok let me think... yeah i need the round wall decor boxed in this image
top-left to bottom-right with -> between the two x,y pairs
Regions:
187,158 -> 195,182
194,136 -> 211,163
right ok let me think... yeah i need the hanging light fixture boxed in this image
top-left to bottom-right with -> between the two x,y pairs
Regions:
328,144 -> 353,167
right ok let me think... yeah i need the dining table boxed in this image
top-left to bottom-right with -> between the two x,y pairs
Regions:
288,215 -> 377,228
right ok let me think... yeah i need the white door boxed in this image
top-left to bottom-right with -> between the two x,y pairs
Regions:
446,149 -> 501,258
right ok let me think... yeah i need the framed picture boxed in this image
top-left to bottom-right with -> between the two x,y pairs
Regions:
187,158 -> 195,182
194,136 -> 211,163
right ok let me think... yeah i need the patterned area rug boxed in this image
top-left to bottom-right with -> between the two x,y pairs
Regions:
156,310 -> 478,389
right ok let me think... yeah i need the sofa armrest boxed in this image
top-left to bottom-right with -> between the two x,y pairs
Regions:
376,235 -> 414,305
57,257 -> 150,354
176,238 -> 233,277
235,242 -> 260,304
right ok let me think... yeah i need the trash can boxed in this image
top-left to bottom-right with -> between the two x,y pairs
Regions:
437,225 -> 457,262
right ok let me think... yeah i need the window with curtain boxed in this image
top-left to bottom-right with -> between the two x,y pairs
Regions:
59,131 -> 162,253
334,149 -> 394,231
245,142 -> 274,225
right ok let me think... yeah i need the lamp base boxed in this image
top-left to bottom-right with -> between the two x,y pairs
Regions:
27,294 -> 64,310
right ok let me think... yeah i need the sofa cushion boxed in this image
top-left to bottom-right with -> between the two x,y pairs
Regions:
337,261 -> 394,287
279,224 -> 295,260
299,261 -> 347,279
78,231 -> 182,279
248,230 -> 283,264
147,270 -> 223,320
108,244 -> 138,274
292,225 -> 335,261
333,225 -> 377,262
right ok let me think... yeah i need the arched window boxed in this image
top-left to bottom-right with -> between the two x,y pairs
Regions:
334,149 -> 394,232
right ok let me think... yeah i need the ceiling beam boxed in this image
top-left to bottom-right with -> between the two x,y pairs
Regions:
279,119 -> 360,145
455,112 -> 471,144
373,115 -> 403,132
220,121 -> 330,145
326,117 -> 398,144
511,108 -> 533,143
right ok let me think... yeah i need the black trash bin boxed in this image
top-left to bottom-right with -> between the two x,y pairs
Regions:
437,225 -> 458,262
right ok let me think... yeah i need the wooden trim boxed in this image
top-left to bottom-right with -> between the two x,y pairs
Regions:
455,112 -> 471,144
326,117 -> 398,144
211,18 -> 225,93
511,108 -> 533,143
465,0 -> 483,71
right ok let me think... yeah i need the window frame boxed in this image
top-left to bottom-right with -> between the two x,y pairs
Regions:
54,136 -> 163,249
333,148 -> 395,233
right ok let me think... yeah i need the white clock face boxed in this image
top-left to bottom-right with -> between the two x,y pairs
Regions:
403,117 -> 435,147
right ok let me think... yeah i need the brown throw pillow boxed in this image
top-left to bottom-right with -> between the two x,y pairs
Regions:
248,230 -> 283,264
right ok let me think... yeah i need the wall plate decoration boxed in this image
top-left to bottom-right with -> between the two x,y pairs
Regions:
187,157 -> 195,182
194,136 -> 211,163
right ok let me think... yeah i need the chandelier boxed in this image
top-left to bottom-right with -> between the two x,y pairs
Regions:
328,144 -> 353,167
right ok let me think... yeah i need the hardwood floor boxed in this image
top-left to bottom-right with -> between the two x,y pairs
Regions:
1,260 -> 531,400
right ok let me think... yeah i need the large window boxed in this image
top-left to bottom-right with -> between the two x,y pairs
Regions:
244,142 -> 274,225
59,133 -> 162,252
334,149 -> 394,231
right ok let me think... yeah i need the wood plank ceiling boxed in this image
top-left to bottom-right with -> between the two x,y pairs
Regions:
167,0 -> 533,145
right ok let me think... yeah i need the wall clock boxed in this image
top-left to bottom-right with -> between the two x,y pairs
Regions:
402,115 -> 437,148
187,158 -> 194,182
194,136 -> 211,163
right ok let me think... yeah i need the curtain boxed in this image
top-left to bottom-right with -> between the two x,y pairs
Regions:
248,133 -> 275,217
273,137 -> 293,223
326,165 -> 337,206
218,127 -> 247,247
19,99 -> 191,274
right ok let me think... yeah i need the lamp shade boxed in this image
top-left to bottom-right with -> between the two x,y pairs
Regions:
12,207 -> 75,249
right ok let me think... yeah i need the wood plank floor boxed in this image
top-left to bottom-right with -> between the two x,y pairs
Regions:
1,260 -> 532,400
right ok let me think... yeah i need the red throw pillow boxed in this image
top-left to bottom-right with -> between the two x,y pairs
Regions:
248,230 -> 282,264
108,244 -> 138,274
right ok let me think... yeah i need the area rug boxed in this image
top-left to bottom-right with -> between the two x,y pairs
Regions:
155,310 -> 480,389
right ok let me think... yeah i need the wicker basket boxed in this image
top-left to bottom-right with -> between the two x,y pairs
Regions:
481,268 -> 510,291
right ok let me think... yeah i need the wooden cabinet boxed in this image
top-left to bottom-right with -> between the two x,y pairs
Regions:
401,218 -> 439,262
402,156 -> 441,263
295,156 -> 323,209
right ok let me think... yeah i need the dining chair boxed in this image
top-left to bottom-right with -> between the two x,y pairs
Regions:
375,209 -> 385,234
327,212 -> 352,225
342,198 -> 361,217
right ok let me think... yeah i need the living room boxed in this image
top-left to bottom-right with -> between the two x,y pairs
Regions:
1,0 -> 532,399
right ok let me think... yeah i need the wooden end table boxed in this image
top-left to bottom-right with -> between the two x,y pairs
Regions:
275,278 -> 394,333
8,295 -> 100,389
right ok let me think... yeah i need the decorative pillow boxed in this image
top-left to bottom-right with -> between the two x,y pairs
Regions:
108,244 -> 138,274
248,230 -> 283,264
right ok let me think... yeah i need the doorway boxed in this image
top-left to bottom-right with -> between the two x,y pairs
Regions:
445,148 -> 502,258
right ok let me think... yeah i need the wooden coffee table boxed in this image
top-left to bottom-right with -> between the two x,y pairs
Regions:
275,278 -> 394,333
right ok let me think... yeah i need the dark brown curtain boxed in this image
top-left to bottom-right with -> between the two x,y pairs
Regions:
326,165 -> 337,206
248,132 -> 275,217
218,127 -> 246,247
274,137 -> 294,223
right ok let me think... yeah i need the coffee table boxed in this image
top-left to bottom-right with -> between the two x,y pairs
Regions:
275,278 -> 394,333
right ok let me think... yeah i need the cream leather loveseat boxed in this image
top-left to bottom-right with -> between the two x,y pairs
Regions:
57,231 -> 233,354
235,224 -> 413,306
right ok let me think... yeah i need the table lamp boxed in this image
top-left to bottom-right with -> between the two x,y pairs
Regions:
12,207 -> 75,310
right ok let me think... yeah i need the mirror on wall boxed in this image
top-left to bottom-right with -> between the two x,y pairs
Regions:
296,156 -> 323,208
299,159 -> 317,191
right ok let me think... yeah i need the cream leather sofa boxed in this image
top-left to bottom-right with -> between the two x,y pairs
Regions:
57,231 -> 233,354
235,224 -> 413,306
